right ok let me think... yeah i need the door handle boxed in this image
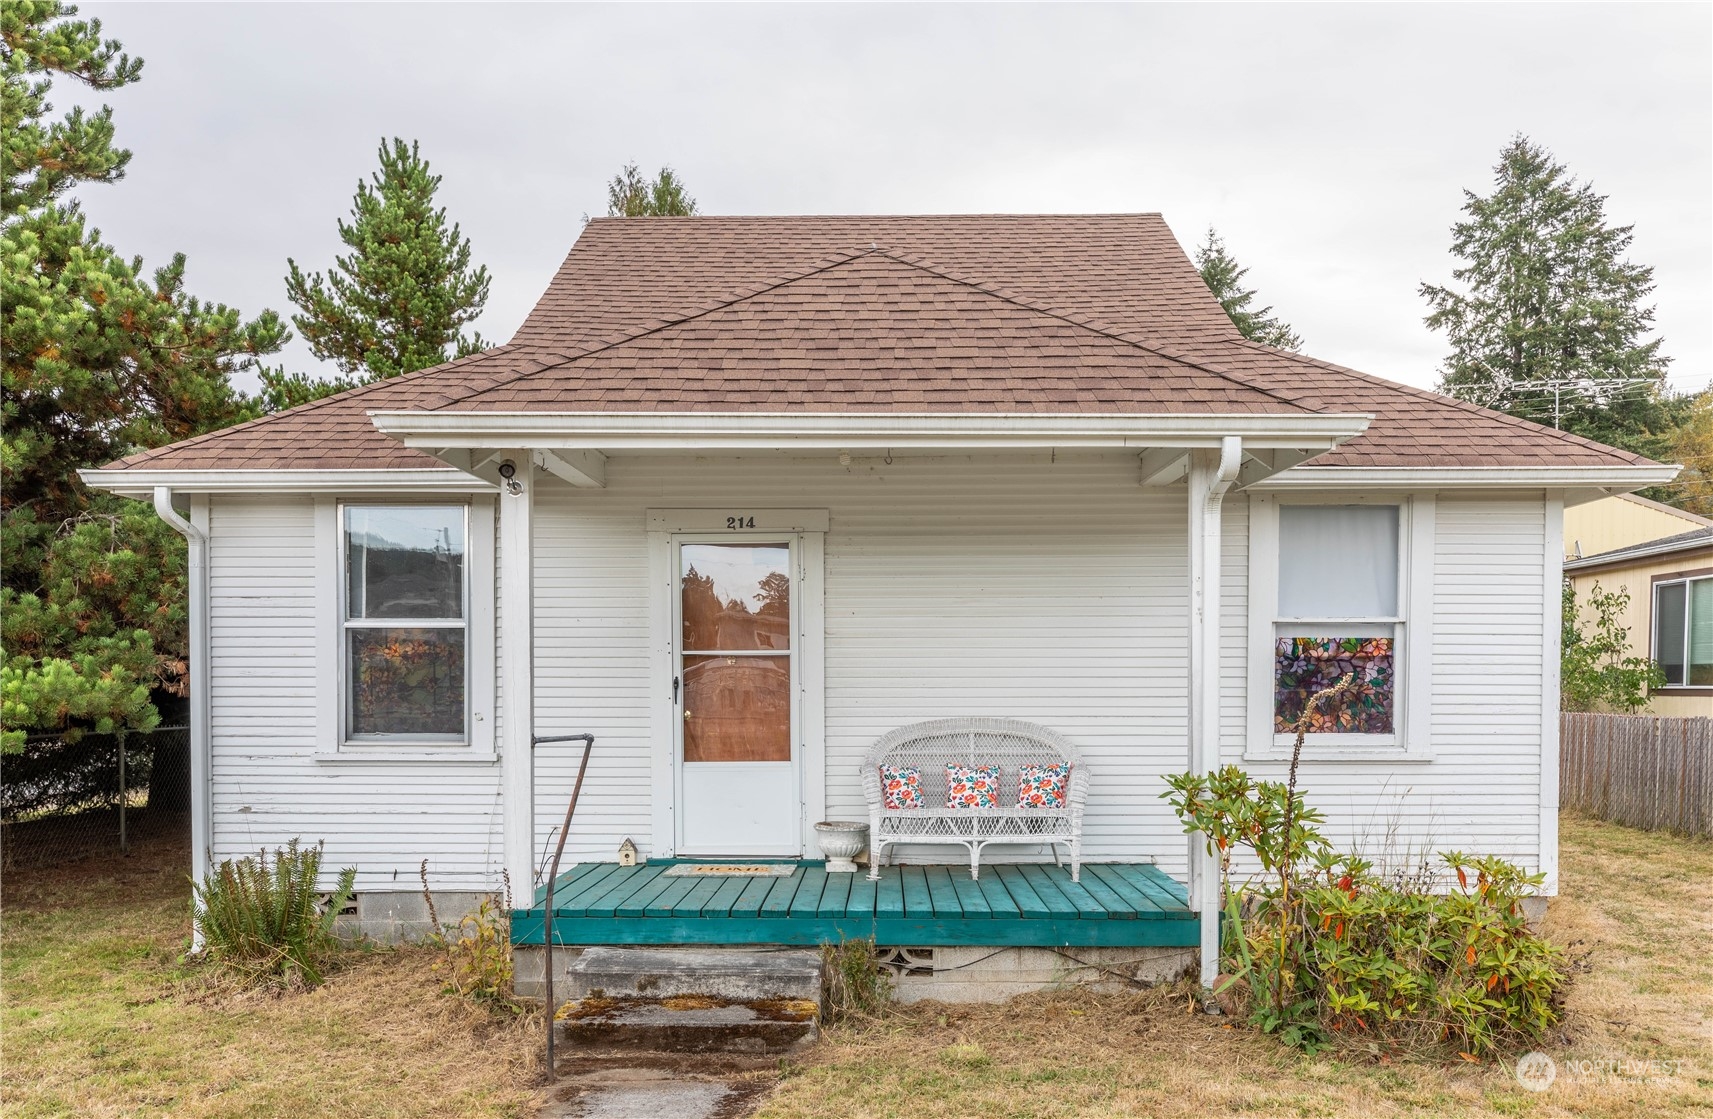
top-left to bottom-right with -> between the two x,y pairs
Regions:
672,675 -> 680,703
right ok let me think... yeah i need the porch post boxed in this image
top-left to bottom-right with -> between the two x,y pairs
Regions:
1187,436 -> 1241,993
499,452 -> 537,893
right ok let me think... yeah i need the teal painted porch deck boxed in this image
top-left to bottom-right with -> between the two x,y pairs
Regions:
511,861 -> 1197,948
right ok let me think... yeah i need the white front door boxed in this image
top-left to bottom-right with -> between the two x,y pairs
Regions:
673,536 -> 802,856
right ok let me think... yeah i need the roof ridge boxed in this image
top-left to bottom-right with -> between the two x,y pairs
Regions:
425,248 -> 885,411
108,344 -> 521,469
1200,337 -> 1657,466
870,249 -> 1320,417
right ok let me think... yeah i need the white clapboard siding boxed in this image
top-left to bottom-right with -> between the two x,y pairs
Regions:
204,468 -> 1554,896
1217,494 -> 1549,883
207,495 -> 504,892
530,451 -> 1199,867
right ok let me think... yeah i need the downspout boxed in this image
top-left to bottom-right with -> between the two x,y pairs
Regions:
1188,436 -> 1241,994
154,486 -> 211,948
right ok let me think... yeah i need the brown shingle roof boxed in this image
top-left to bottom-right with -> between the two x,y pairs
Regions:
101,213 -> 1655,473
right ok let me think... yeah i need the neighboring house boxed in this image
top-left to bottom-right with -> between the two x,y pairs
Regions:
1565,527 -> 1713,717
1563,492 -> 1712,561
81,215 -> 1675,991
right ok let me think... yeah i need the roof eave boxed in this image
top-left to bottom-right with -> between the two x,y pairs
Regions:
79,467 -> 495,500
1250,464 -> 1680,499
366,409 -> 1374,453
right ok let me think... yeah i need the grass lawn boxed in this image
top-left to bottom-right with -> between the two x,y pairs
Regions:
2,814 -> 1709,1117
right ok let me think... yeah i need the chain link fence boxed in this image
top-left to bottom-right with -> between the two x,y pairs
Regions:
1,725 -> 191,869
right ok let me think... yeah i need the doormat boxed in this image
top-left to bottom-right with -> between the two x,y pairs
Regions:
662,863 -> 797,877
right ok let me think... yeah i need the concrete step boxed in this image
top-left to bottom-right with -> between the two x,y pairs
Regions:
559,997 -> 818,1053
565,947 -> 822,1004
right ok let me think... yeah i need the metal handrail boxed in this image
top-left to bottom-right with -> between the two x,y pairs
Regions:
532,732 -> 594,1082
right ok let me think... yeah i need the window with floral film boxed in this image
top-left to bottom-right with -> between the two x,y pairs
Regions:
343,505 -> 467,741
1274,505 -> 1399,735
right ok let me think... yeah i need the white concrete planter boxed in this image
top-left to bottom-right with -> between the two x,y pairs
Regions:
814,821 -> 869,873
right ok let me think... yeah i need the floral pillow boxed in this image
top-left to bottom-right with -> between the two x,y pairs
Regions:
879,764 -> 924,810
945,763 -> 1001,809
1016,763 -> 1070,809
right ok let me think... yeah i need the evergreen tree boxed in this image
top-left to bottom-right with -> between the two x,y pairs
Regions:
1,2 -> 286,749
606,162 -> 698,217
1194,228 -> 1302,351
286,139 -> 490,380
1422,135 -> 1674,456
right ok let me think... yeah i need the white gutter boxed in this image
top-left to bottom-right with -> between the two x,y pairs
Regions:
81,468 -> 492,500
1563,530 -> 1713,573
368,410 -> 1373,452
153,486 -> 211,949
1250,464 -> 1680,491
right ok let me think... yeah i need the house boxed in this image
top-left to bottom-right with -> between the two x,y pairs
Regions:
82,214 -> 1676,996
1565,525 -> 1713,716
1563,492 -> 1711,562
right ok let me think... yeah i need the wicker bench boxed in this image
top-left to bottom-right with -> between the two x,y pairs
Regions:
860,717 -> 1088,881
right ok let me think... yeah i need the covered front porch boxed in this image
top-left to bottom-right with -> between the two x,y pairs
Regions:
512,859 -> 1196,948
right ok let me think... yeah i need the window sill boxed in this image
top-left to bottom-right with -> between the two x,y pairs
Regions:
1244,743 -> 1434,764
315,749 -> 498,766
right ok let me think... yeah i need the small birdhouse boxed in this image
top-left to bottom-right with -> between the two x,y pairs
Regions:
617,838 -> 639,867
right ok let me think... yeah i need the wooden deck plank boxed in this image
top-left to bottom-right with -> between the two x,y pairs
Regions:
560,864 -> 657,916
671,873 -> 732,918
1082,864 -> 1166,917
900,867 -> 935,918
729,873 -> 784,916
845,873 -> 878,917
875,868 -> 906,918
555,863 -> 647,918
1019,864 -> 1106,920
1106,863 -> 1192,914
816,872 -> 854,917
991,865 -> 1055,919
922,866 -> 965,917
701,873 -> 753,917
947,868 -> 992,917
512,912 -> 1202,949
759,871 -> 807,918
973,870 -> 1023,918
788,866 -> 830,918
1064,864 -> 1140,919
643,876 -> 703,918
616,871 -> 691,918
538,861 -> 623,908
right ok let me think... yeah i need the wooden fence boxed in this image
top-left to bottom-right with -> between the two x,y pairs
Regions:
1560,713 -> 1713,836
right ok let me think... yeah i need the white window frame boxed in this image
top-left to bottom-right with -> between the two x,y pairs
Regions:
314,495 -> 496,762
1651,572 -> 1713,690
1246,492 -> 1434,761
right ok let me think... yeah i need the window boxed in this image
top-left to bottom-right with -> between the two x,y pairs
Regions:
342,505 -> 467,742
1654,575 -> 1713,688
1274,505 -> 1400,735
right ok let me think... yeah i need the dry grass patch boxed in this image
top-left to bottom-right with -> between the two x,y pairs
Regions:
1,835 -> 541,1118
757,815 -> 1713,1119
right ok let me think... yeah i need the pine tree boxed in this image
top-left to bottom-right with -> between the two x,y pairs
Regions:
1,2 -> 286,749
1194,228 -> 1302,351
1421,136 -> 1674,455
286,139 -> 491,380
606,162 -> 698,217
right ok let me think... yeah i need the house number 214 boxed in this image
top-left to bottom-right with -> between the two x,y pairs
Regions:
725,515 -> 756,530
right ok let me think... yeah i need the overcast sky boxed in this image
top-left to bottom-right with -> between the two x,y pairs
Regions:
72,2 -> 1712,396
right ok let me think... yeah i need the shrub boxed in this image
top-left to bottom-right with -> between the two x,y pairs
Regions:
821,937 -> 890,1022
191,839 -> 355,984
422,863 -> 521,1011
1165,754 -> 1567,1056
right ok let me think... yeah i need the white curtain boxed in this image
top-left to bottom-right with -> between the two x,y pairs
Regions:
1278,505 -> 1400,619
